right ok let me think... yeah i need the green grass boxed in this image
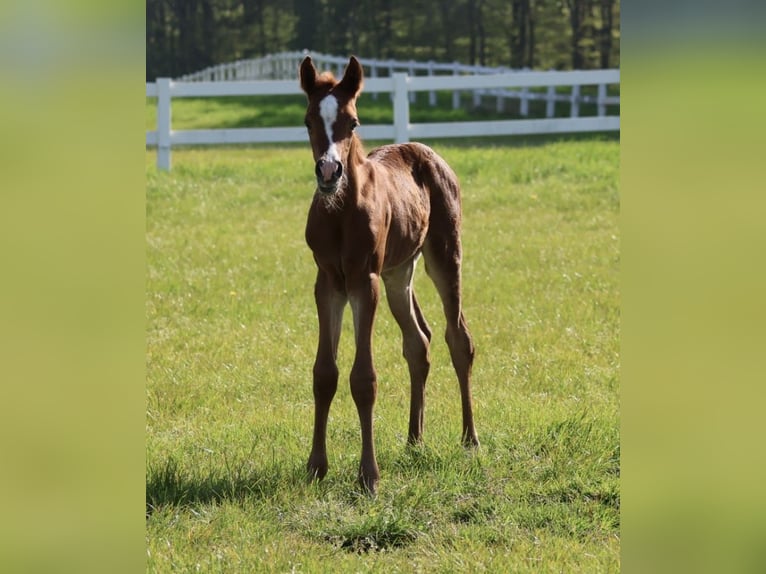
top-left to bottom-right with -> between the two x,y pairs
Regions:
145,87 -> 620,133
146,136 -> 619,572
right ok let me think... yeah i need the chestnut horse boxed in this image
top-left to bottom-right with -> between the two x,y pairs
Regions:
300,56 -> 478,494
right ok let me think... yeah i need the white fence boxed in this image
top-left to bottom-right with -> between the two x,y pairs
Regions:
178,51 -> 527,82
147,55 -> 619,171
175,50 -> 617,112
177,50 -> 619,112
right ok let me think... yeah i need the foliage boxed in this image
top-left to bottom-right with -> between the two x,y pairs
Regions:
146,134 -> 619,571
147,0 -> 621,79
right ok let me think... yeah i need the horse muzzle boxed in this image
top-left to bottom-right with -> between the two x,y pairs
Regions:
315,158 -> 343,192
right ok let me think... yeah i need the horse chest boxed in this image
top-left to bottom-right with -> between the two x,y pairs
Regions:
306,212 -> 341,262
305,204 -> 383,278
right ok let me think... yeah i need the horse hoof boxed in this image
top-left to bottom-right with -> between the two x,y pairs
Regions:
307,455 -> 328,482
358,467 -> 380,495
359,477 -> 378,496
462,434 -> 480,449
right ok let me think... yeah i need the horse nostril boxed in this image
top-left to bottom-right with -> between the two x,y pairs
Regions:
334,162 -> 343,179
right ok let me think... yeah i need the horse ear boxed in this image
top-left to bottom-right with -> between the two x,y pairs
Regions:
300,56 -> 317,95
338,56 -> 364,97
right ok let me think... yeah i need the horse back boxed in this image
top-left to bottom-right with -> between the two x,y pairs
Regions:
367,142 -> 463,232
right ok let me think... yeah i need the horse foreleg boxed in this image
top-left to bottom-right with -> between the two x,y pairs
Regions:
307,270 -> 346,482
348,274 -> 381,494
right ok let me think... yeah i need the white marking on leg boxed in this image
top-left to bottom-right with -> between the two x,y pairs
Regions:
319,94 -> 340,162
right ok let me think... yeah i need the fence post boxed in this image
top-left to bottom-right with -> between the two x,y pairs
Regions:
371,64 -> 378,101
520,87 -> 529,116
428,61 -> 436,106
393,73 -> 409,144
520,67 -> 530,116
495,67 -> 506,112
473,88 -> 481,108
546,84 -> 556,118
157,77 -> 172,171
452,63 -> 460,110
597,83 -> 606,116
388,59 -> 396,103
570,84 -> 580,118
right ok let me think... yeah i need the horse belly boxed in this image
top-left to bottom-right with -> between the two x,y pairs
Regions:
382,195 -> 429,271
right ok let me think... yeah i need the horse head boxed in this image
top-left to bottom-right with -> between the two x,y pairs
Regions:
300,56 -> 364,193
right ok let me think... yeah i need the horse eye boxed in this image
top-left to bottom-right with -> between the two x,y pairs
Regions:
304,120 -> 312,132
350,118 -> 360,131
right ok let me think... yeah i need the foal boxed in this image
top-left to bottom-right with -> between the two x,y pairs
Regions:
300,56 -> 478,494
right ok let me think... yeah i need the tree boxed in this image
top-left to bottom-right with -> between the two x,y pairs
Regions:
292,0 -> 320,52
565,0 -> 590,69
509,0 -> 533,69
598,0 -> 616,68
242,0 -> 267,55
437,0 -> 456,61
145,0 -> 620,80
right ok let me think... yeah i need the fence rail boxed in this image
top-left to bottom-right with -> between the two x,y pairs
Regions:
175,50 -> 619,111
147,56 -> 619,171
177,50 -> 539,83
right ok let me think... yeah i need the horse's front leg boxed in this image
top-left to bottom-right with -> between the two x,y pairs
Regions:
307,270 -> 346,482
347,272 -> 381,494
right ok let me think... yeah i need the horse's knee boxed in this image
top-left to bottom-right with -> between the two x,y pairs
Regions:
350,365 -> 377,407
313,360 -> 338,402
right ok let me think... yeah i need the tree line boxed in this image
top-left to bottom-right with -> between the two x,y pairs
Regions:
147,0 -> 620,80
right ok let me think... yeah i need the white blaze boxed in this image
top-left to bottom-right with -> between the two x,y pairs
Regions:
318,94 -> 340,163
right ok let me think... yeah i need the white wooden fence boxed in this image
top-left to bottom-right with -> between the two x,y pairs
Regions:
147,54 -> 619,171
176,51 -> 620,112
175,51 -> 617,112
178,50 -> 521,82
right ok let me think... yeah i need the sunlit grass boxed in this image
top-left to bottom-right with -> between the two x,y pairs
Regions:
146,137 -> 619,572
146,87 -> 620,133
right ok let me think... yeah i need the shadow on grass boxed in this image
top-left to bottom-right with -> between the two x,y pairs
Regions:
145,455 -> 306,516
329,522 -> 420,554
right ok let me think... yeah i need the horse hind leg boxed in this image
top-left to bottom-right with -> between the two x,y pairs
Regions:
412,290 -> 432,344
422,235 -> 479,447
382,257 -> 431,444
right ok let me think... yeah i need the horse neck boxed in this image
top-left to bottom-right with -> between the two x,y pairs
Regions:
344,133 -> 367,201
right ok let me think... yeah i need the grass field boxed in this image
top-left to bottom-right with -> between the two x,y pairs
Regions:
145,86 -> 620,134
146,134 -> 619,571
